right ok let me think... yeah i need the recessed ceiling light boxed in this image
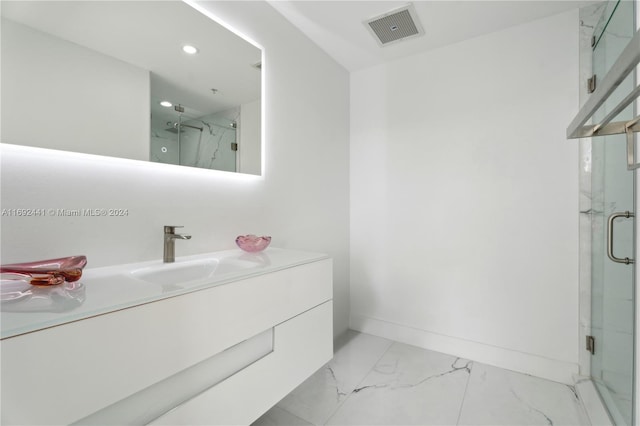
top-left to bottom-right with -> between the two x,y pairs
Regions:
160,101 -> 172,108
182,45 -> 198,55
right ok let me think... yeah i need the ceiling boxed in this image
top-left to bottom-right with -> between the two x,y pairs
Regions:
1,0 -> 599,113
267,0 -> 600,71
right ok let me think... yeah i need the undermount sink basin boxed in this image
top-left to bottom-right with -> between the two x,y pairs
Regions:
130,259 -> 219,286
129,256 -> 267,286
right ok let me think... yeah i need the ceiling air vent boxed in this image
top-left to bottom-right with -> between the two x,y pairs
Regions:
365,4 -> 424,47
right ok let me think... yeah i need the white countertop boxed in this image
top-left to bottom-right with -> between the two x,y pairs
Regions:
1,248 -> 329,339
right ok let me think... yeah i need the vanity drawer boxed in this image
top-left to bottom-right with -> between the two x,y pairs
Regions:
151,301 -> 334,425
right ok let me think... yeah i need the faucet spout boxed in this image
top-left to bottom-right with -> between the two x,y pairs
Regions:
167,234 -> 192,241
163,226 -> 191,263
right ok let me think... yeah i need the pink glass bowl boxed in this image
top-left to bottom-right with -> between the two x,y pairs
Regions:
235,235 -> 271,253
0,255 -> 87,286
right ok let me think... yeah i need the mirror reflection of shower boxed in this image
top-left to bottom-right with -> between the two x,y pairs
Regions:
167,105 -> 204,165
150,102 -> 239,172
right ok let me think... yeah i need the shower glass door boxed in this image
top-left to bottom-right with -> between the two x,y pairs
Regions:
590,1 -> 636,424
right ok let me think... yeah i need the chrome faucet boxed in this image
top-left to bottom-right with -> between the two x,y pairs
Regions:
163,226 -> 191,263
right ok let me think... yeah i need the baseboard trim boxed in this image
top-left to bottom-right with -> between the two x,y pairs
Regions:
350,314 -> 579,384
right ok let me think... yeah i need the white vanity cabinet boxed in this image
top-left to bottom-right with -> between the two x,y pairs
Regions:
1,254 -> 333,425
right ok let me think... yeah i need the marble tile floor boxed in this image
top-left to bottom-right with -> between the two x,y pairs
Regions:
253,331 -> 590,426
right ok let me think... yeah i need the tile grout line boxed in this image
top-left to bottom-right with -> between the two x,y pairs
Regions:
454,360 -> 475,425
321,340 -> 396,425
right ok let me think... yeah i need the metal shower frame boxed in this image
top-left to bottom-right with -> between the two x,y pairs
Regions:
566,28 -> 640,170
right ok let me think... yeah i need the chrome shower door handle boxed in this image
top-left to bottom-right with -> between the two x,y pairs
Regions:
607,211 -> 635,264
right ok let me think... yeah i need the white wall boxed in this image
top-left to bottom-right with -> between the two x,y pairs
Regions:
350,10 -> 580,384
0,1 -> 350,337
1,18 -> 149,161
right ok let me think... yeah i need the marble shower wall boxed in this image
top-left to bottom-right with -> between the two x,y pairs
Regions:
181,107 -> 239,172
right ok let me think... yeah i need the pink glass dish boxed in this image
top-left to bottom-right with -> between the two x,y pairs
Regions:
236,235 -> 271,253
0,255 -> 87,286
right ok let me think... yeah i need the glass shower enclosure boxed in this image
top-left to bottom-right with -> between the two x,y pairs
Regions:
589,1 -> 636,424
150,105 -> 239,172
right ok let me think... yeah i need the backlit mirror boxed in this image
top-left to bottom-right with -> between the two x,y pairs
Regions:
1,1 -> 262,175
